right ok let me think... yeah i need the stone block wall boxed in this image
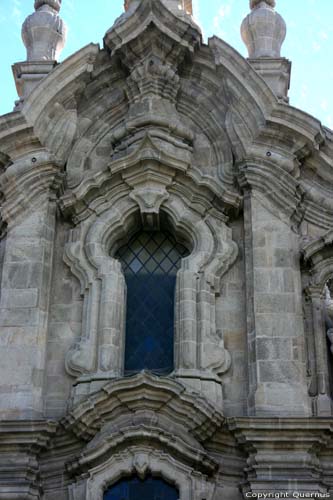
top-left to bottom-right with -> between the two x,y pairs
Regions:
244,192 -> 311,416
45,221 -> 83,419
0,202 -> 56,418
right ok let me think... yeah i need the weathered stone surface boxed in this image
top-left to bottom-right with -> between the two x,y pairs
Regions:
0,0 -> 332,498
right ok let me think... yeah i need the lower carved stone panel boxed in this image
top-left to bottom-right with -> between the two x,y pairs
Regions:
1,385 -> 333,499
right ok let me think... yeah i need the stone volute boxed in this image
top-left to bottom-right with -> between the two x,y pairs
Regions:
22,0 -> 67,61
241,0 -> 286,58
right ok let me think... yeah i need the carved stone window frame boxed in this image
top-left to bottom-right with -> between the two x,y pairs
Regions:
302,230 -> 333,416
68,447 -> 216,500
64,166 -> 238,408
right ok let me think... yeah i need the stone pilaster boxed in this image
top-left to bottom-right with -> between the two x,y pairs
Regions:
243,190 -> 311,416
230,418 -> 332,496
310,290 -> 332,416
0,153 -> 61,418
301,232 -> 333,417
0,420 -> 57,499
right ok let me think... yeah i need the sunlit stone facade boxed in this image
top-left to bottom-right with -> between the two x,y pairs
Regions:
1,0 -> 333,498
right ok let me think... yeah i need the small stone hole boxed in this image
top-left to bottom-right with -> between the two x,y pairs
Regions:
31,157 -> 37,163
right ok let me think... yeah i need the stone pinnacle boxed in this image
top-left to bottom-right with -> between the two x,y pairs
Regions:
241,0 -> 286,58
22,0 -> 67,61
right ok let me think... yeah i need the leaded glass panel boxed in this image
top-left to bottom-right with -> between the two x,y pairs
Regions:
104,476 -> 179,500
116,231 -> 188,375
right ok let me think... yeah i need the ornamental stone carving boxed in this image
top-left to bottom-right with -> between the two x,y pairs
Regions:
325,284 -> 333,353
241,0 -> 286,58
64,372 -> 220,499
302,230 -> 333,416
22,0 -> 67,61
63,169 -> 238,408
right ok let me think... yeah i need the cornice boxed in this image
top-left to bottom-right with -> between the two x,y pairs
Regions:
0,150 -> 64,225
302,230 -> 333,264
62,371 -> 225,443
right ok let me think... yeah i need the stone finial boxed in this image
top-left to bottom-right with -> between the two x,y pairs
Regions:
22,0 -> 67,61
34,0 -> 61,11
250,0 -> 276,8
241,0 -> 286,58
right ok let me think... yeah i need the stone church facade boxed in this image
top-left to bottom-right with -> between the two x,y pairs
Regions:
1,0 -> 333,498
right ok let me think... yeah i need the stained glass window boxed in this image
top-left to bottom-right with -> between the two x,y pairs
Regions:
116,231 -> 189,375
104,476 -> 179,500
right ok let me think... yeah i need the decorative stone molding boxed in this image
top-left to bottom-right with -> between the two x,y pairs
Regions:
325,284 -> 333,354
63,371 -> 225,442
0,152 -> 63,227
0,420 -> 57,499
61,123 -> 238,401
229,418 -> 333,496
63,178 -> 237,407
302,231 -> 333,416
68,446 -> 216,500
0,114 -> 64,226
247,57 -> 291,103
126,59 -> 180,104
64,372 -> 219,499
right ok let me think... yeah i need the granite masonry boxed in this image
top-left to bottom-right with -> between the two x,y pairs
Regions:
0,0 -> 333,498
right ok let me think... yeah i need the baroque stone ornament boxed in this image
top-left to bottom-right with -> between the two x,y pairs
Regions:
62,155 -> 238,408
302,230 -> 333,416
325,284 -> 333,353
64,372 -> 219,500
22,0 -> 67,61
3,0 -> 333,498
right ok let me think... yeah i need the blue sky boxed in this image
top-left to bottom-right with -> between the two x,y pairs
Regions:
0,0 -> 332,129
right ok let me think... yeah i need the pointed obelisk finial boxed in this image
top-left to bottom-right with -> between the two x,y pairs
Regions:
22,0 -> 67,61
241,0 -> 286,58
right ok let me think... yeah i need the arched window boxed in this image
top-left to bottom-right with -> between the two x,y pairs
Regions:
116,230 -> 189,375
104,475 -> 179,500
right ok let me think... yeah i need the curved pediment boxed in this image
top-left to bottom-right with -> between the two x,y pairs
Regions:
62,371 -> 225,444
67,424 -> 218,479
0,0 -> 331,230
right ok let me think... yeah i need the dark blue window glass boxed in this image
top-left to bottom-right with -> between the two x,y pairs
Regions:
104,476 -> 179,500
116,231 -> 188,375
